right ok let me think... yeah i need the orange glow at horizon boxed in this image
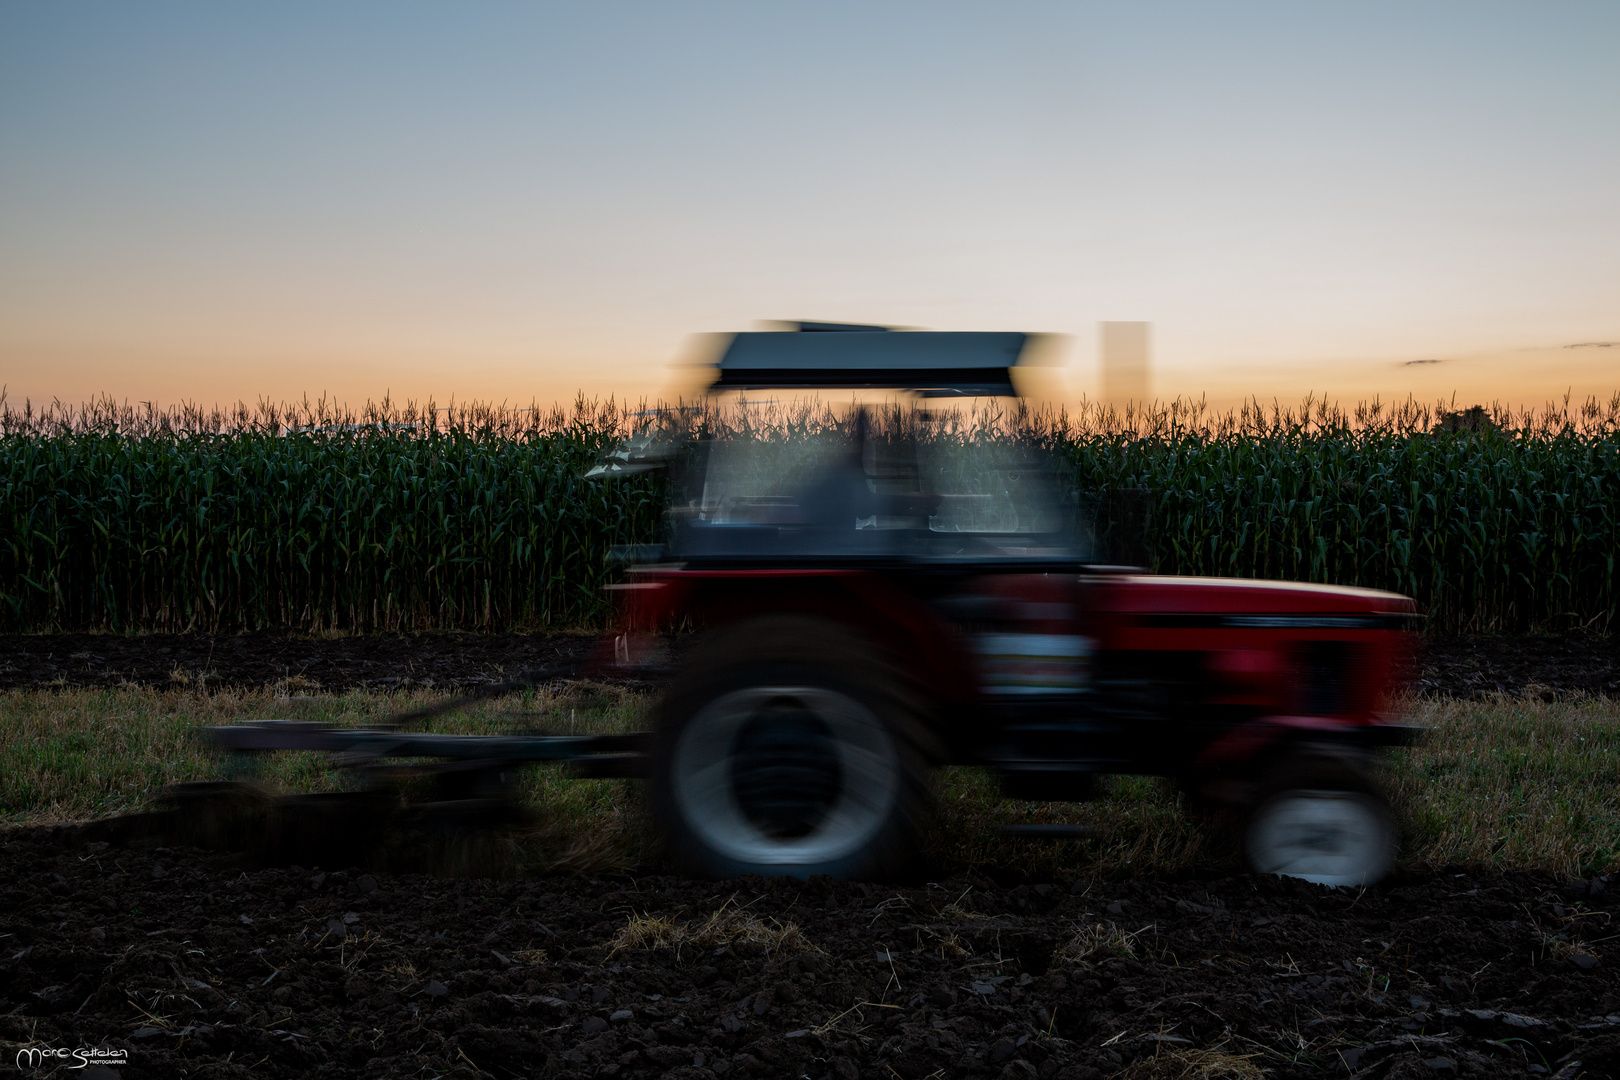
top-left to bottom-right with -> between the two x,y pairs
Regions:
5,334 -> 1615,421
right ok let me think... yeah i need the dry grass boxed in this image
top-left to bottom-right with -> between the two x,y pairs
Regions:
930,768 -> 1222,879
2,686 -> 1617,879
609,900 -> 816,957
1116,1046 -> 1264,1080
1057,920 -> 1151,963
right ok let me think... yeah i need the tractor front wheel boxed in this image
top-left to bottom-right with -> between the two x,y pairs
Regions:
1243,756 -> 1396,887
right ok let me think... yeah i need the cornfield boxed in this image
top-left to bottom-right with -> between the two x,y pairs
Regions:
0,395 -> 663,633
1044,393 -> 1620,633
2,391 -> 1617,634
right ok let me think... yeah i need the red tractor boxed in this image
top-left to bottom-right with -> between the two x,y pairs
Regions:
609,323 -> 1418,886
211,323 -> 1417,886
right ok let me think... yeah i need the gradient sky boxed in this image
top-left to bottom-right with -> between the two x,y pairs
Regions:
3,2 -> 1616,412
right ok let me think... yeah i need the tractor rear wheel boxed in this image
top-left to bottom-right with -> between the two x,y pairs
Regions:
650,616 -> 932,880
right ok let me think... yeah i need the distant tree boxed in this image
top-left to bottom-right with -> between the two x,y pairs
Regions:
1433,405 -> 1498,434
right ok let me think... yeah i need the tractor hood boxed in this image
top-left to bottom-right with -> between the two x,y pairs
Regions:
1092,574 -> 1419,628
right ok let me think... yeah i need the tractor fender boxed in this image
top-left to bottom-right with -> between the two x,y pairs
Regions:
1187,714 -> 1416,807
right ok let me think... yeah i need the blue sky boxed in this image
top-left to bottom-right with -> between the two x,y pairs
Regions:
3,2 -> 1616,408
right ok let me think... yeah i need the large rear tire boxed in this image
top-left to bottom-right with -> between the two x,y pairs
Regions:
650,616 -> 932,880
1244,756 -> 1396,887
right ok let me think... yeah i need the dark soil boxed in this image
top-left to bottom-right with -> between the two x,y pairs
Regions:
1,831 -> 1615,1079
1414,636 -> 1620,700
0,630 -> 606,694
2,630 -> 1616,698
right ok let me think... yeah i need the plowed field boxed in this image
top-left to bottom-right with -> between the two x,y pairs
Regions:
2,832 -> 1615,1079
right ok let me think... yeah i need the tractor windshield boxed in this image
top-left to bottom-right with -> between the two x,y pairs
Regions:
673,410 -> 1085,563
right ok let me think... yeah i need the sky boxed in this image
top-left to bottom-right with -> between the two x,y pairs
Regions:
2,2 -> 1616,413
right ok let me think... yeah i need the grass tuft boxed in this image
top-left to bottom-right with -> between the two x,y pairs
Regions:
609,901 -> 815,956
1058,920 -> 1150,963
1117,1046 -> 1265,1080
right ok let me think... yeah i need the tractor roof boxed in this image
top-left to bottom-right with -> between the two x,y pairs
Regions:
709,322 -> 1030,396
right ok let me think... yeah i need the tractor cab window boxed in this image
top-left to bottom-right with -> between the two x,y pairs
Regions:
676,409 -> 1085,562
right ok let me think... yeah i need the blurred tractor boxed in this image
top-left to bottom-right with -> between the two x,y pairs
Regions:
608,323 -> 1418,885
208,322 -> 1417,886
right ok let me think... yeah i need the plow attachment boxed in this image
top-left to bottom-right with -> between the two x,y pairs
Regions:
209,720 -> 650,779
69,705 -> 653,875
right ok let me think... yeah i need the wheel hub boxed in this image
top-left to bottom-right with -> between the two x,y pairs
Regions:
729,701 -> 843,838
671,685 -> 900,867
1246,789 -> 1395,887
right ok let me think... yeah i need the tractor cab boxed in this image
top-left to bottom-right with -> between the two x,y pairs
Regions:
669,324 -> 1080,566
